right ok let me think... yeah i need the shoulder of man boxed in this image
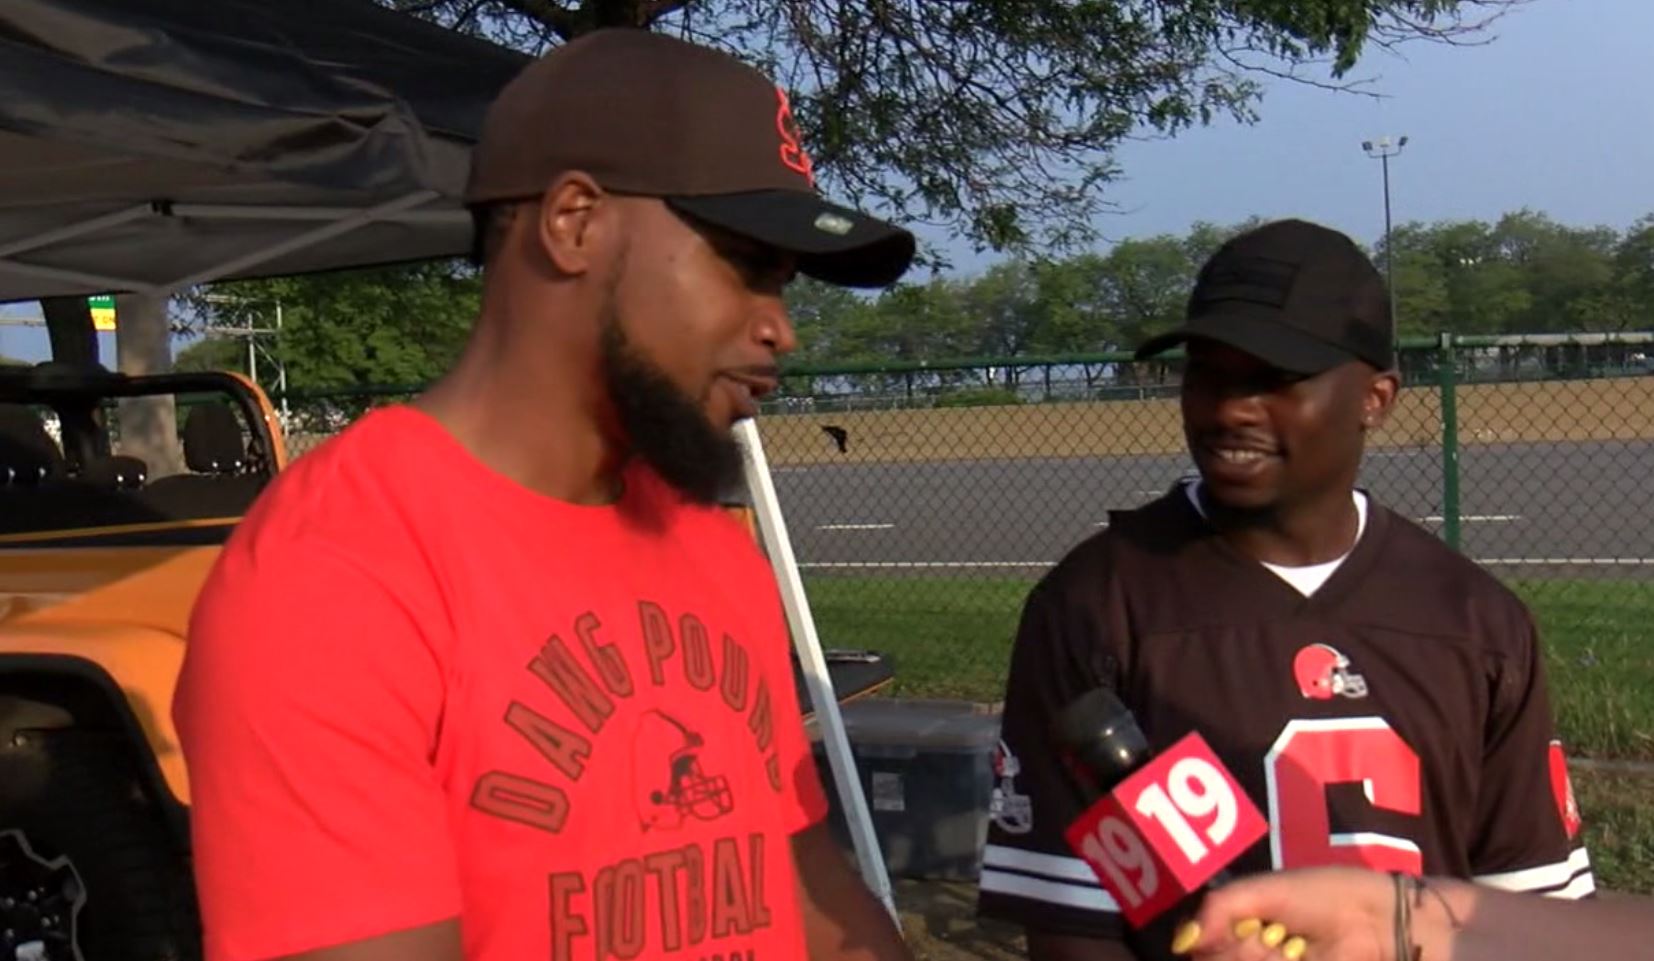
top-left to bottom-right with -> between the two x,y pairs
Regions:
221,405 -> 442,575
1366,500 -> 1538,647
1035,486 -> 1206,597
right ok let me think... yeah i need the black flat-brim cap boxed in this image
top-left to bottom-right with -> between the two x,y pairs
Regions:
667,191 -> 916,289
1134,218 -> 1394,373
1134,308 -> 1360,375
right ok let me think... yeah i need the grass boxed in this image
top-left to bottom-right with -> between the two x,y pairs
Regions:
804,577 -> 1025,702
1572,768 -> 1654,894
804,574 -> 1654,895
1513,581 -> 1654,760
804,576 -> 1654,759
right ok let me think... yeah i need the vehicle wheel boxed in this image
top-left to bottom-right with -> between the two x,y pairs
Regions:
0,729 -> 200,961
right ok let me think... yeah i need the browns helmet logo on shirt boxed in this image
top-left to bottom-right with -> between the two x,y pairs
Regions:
1292,643 -> 1368,700
632,710 -> 735,832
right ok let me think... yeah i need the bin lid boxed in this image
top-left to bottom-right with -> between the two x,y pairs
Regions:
823,698 -> 1003,750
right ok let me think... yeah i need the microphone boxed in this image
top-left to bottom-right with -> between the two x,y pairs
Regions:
1053,688 -> 1269,938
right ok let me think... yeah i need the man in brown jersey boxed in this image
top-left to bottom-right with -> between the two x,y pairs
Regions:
974,220 -> 1592,961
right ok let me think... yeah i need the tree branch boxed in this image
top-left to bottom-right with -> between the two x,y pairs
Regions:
495,0 -> 580,40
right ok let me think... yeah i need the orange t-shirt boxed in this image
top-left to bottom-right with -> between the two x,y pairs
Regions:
174,406 -> 827,961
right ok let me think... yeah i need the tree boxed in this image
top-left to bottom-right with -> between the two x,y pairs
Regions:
782,277 -> 874,364
184,262 -> 483,392
172,336 -> 245,375
1385,212 -> 1636,337
1089,236 -> 1198,350
393,0 -> 1522,258
1608,215 -> 1654,332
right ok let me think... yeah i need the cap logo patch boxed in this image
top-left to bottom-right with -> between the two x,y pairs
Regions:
814,212 -> 853,236
775,87 -> 816,186
1196,256 -> 1297,309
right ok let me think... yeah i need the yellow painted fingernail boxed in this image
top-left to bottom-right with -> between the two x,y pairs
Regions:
1282,935 -> 1308,961
1261,922 -> 1288,948
1170,921 -> 1202,954
1234,917 -> 1263,940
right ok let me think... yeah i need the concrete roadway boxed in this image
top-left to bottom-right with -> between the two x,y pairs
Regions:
770,439 -> 1654,579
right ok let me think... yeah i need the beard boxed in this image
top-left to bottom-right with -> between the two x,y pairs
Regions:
599,307 -> 745,507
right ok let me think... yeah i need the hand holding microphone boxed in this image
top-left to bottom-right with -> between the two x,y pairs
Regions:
1051,688 -> 1301,959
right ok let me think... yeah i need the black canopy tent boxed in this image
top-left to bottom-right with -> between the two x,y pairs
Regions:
0,0 -> 530,304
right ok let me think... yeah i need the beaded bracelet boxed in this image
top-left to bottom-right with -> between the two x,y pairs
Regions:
1392,871 -> 1465,961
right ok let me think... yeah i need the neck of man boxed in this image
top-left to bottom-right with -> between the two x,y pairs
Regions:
1202,482 -> 1362,568
415,300 -> 629,507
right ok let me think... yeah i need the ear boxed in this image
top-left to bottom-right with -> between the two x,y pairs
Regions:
533,172 -> 608,276
1360,368 -> 1401,431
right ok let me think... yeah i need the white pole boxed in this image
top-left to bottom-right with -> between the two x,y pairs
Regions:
276,301 -> 288,415
732,418 -> 899,922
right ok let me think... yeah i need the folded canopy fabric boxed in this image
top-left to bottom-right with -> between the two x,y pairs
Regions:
0,0 -> 530,302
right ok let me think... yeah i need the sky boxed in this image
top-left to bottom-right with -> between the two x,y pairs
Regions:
918,0 -> 1653,276
2,0 -> 1649,362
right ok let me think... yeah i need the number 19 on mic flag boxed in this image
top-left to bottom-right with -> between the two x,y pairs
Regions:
1063,731 -> 1268,928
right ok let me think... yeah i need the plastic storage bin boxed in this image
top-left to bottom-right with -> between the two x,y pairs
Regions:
808,698 -> 1002,881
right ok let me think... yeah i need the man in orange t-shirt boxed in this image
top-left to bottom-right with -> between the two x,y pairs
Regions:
173,29 -> 917,961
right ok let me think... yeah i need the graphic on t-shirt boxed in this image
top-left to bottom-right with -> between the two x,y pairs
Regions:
1292,643 -> 1368,700
633,710 -> 735,832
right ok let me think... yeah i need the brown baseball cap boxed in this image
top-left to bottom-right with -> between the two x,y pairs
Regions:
465,29 -> 916,288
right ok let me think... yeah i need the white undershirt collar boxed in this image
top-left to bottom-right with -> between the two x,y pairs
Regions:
1182,478 -> 1368,597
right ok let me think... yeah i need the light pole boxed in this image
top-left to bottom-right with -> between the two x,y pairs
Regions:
1362,134 -> 1407,329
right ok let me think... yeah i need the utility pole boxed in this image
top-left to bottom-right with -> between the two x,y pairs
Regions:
1362,134 -> 1408,330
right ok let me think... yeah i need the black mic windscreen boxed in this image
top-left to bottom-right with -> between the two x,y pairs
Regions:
1051,687 -> 1152,790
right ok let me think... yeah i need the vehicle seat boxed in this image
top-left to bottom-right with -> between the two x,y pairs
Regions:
78,454 -> 148,490
0,404 -> 64,487
140,403 -> 267,519
182,403 -> 247,475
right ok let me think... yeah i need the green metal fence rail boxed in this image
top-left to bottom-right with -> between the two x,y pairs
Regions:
270,332 -> 1654,758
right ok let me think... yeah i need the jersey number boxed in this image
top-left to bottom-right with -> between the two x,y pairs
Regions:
1264,718 -> 1423,873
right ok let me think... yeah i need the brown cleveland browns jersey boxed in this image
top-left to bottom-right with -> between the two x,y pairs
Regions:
976,482 -> 1591,957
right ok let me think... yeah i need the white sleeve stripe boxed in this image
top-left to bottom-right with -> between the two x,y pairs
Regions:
1474,848 -> 1592,891
980,868 -> 1121,913
1546,873 -> 1597,900
983,844 -> 1100,883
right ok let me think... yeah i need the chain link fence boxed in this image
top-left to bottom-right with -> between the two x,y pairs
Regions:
272,333 -> 1654,758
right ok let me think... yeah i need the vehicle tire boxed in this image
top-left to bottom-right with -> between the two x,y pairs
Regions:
0,728 -> 200,961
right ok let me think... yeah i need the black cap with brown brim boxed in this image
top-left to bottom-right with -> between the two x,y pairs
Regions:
465,29 -> 915,289
1135,219 -> 1394,374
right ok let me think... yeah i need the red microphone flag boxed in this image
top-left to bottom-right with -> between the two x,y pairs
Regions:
1063,731 -> 1269,928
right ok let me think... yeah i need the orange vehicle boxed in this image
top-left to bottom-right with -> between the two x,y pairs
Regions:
0,362 -> 288,960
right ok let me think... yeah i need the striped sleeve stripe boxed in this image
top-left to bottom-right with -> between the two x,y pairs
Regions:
980,869 -> 1121,911
983,845 -> 1101,882
980,844 -> 1120,913
1545,872 -> 1597,900
1474,847 -> 1594,898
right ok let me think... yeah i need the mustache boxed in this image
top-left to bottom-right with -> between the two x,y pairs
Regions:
1194,431 -> 1281,453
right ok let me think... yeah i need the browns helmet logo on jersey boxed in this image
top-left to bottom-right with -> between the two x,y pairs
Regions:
989,739 -> 1033,834
632,710 -> 735,832
1292,643 -> 1369,700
